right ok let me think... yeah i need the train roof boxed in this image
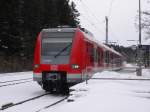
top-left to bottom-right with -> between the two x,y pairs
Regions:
42,27 -> 76,33
41,27 -> 122,57
79,28 -> 122,57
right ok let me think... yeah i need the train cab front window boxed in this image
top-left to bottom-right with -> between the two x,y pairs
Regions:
41,42 -> 71,57
40,30 -> 75,64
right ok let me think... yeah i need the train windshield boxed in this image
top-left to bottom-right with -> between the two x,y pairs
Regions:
41,31 -> 75,64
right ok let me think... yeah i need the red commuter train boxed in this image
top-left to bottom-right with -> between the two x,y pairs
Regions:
33,27 -> 123,94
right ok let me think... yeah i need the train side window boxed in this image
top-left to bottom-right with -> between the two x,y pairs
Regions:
108,52 -> 110,63
111,53 -> 114,64
101,51 -> 103,61
104,51 -> 106,63
90,45 -> 94,63
97,49 -> 101,63
94,48 -> 97,63
105,51 -> 109,63
86,42 -> 89,52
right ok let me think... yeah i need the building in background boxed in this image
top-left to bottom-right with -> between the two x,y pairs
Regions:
139,45 -> 150,67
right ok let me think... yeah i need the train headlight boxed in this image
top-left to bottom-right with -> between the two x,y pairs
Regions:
34,64 -> 39,69
71,64 -> 79,69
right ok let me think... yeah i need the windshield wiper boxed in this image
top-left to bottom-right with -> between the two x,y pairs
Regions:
54,43 -> 71,58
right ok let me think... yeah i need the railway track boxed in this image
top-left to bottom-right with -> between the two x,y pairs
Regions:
35,96 -> 69,112
0,78 -> 32,84
0,93 -> 69,112
0,78 -> 33,88
0,93 -> 50,110
0,72 -> 32,78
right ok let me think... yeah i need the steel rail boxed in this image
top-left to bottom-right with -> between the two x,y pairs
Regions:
0,93 -> 49,110
35,96 -> 69,112
0,80 -> 33,88
0,78 -> 32,84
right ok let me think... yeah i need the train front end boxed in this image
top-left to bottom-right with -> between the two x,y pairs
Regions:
33,28 -> 82,93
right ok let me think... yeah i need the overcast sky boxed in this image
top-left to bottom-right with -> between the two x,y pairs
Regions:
72,0 -> 150,46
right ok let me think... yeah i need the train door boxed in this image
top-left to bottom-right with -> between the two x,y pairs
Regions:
104,50 -> 110,67
85,42 -> 90,68
97,47 -> 103,67
110,52 -> 114,67
81,40 -> 86,81
82,41 -> 91,75
94,45 -> 98,67
82,41 -> 92,80
89,43 -> 94,67
101,49 -> 104,66
97,48 -> 100,67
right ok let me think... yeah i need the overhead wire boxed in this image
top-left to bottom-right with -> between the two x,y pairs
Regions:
81,15 -> 105,36
74,0 -> 120,44
75,0 -> 106,35
79,0 -> 105,25
79,1 -> 105,34
108,0 -> 115,18
107,0 -> 121,45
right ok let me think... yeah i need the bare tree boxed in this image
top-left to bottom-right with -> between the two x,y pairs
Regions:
141,0 -> 150,40
142,11 -> 150,40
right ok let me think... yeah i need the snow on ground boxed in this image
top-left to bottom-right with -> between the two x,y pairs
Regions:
3,94 -> 64,112
0,72 -> 65,112
124,63 -> 136,67
0,81 -> 45,106
0,72 -> 44,106
0,65 -> 150,112
93,69 -> 150,79
46,69 -> 150,112
0,71 -> 32,82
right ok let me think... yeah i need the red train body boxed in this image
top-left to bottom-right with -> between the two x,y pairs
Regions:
33,27 -> 123,93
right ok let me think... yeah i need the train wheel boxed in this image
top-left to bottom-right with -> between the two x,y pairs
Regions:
42,81 -> 53,93
61,83 -> 69,95
54,81 -> 69,95
42,82 -> 48,91
54,81 -> 60,94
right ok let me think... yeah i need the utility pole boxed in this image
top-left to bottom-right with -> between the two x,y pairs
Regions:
137,0 -> 142,76
139,0 -> 142,45
105,16 -> 108,44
